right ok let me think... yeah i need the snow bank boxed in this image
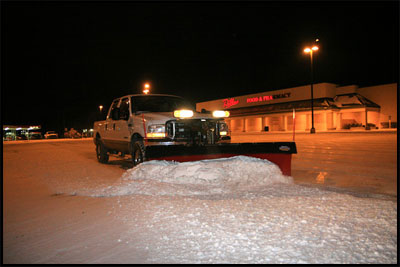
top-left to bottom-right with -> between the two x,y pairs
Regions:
92,156 -> 293,197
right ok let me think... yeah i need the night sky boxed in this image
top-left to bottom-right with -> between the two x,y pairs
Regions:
2,1 -> 398,133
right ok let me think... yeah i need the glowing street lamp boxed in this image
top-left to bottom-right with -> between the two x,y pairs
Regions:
99,105 -> 103,112
143,83 -> 150,94
304,43 -> 319,134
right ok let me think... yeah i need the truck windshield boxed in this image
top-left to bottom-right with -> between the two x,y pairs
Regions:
131,95 -> 194,113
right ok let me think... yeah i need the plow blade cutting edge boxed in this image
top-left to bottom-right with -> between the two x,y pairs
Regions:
145,142 -> 297,176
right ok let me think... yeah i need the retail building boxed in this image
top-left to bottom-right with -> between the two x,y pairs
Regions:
196,83 -> 397,132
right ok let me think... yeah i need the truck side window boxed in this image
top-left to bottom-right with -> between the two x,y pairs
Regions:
119,98 -> 130,120
108,99 -> 120,120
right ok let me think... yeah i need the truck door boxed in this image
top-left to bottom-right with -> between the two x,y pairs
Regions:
102,98 -> 120,146
113,97 -> 132,153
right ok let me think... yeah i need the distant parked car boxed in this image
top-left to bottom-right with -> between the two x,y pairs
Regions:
29,132 -> 43,139
16,134 -> 28,140
44,131 -> 59,139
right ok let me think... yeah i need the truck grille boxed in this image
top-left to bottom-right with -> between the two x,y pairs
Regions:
166,121 -> 192,139
166,119 -> 222,144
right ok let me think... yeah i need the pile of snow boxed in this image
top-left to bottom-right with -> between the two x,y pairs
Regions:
63,156 -> 396,264
92,156 -> 293,197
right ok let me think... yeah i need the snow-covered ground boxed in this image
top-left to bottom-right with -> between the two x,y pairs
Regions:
3,133 -> 397,263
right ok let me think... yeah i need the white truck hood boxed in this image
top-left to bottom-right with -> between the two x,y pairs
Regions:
141,111 -> 216,125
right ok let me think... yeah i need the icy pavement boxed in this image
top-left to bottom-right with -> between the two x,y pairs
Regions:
233,131 -> 397,197
113,191 -> 396,264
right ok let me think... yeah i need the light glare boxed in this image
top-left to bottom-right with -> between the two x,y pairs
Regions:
146,132 -> 166,138
174,110 -> 194,118
143,83 -> 150,94
212,110 -> 230,118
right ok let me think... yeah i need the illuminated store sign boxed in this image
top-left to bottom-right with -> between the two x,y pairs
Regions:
247,92 -> 291,103
223,98 -> 239,108
222,92 -> 291,108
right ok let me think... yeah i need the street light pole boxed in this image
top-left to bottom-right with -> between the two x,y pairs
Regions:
304,45 -> 319,134
310,50 -> 315,134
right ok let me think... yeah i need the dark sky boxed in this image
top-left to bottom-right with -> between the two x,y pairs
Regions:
2,1 -> 398,132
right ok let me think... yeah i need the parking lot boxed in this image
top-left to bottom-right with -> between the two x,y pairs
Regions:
233,130 -> 397,198
3,131 -> 397,263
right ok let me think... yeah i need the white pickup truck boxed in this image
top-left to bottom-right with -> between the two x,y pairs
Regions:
93,94 -> 231,165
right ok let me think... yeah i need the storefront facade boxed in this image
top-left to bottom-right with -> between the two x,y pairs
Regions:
196,83 -> 397,132
3,125 -> 42,140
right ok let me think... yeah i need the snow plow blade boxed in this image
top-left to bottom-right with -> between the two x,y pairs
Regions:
145,142 -> 297,176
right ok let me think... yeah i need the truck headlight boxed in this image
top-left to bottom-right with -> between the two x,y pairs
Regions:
174,110 -> 194,118
147,124 -> 165,138
212,110 -> 230,118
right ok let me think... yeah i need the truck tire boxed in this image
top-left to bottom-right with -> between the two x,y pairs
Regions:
132,141 -> 145,166
96,140 -> 109,163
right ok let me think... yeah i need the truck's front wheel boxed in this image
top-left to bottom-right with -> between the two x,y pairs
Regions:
96,140 -> 109,163
132,141 -> 145,166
